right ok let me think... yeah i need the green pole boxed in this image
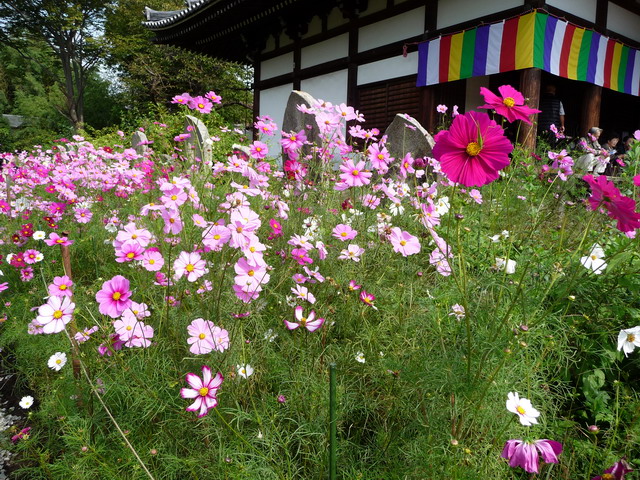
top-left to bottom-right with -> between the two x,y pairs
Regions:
329,363 -> 337,480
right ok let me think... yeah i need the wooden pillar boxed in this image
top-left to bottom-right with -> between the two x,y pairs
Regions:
580,83 -> 602,137
517,67 -> 541,151
420,86 -> 437,133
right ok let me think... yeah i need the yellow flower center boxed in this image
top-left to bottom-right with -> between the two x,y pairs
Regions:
503,97 -> 515,107
199,333 -> 206,340
199,387 -> 209,396
132,234 -> 138,239
56,359 -> 62,364
53,310 -> 63,319
198,103 -> 205,109
213,234 -> 221,240
466,142 -> 482,156
351,169 -> 359,176
236,227 -> 243,233
171,195 -> 177,201
126,325 -> 132,331
186,264 -> 195,272
516,406 -> 526,415
341,232 -> 347,237
628,334 -> 636,343
602,475 -> 615,480
300,317 -> 307,326
249,247 -> 256,252
169,218 -> 175,224
127,252 -> 135,259
291,136 -> 296,141
59,285 -> 67,290
377,154 -> 385,160
149,259 -> 155,264
113,292 -> 121,301
248,270 -> 255,277
400,240 -> 407,246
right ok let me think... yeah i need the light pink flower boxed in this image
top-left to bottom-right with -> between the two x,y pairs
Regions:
339,159 -> 372,188
180,365 -> 223,417
48,275 -> 73,297
388,227 -> 421,256
141,248 -> 164,271
332,224 -> 357,242
44,232 -> 73,246
36,295 -> 75,334
187,318 -> 216,355
291,285 -> 316,304
174,251 -> 208,282
284,306 -> 325,331
115,240 -> 145,263
338,244 -> 364,262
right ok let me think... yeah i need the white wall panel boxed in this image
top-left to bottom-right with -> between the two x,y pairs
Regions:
357,52 -> 419,85
258,84 -> 293,153
547,0 -> 597,23
301,34 -> 349,69
300,70 -> 349,106
607,2 -> 640,43
360,0 -> 387,17
260,53 -> 294,81
358,7 -> 425,52
437,0 -> 523,29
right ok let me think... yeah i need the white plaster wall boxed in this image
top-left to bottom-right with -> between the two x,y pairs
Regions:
258,84 -> 293,153
302,15 -> 323,39
547,0 -> 597,23
300,70 -> 349,105
359,0 -> 387,17
464,76 -> 489,114
607,2 -> 640,43
359,7 -> 425,52
327,7 -> 349,29
301,34 -> 349,69
357,52 -> 419,85
437,0 -> 523,29
260,52 -> 294,81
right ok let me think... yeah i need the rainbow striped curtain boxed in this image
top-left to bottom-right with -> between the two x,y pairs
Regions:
416,11 -> 640,97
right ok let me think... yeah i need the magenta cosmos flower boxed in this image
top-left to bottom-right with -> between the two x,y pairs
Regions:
592,458 -> 633,480
36,295 -> 75,334
501,438 -> 562,474
95,275 -> 133,318
180,365 -> 223,417
432,111 -> 513,187
339,159 -> 372,187
583,175 -> 640,233
388,227 -> 421,256
479,85 -> 541,124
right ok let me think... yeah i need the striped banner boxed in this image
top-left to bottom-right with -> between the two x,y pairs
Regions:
416,11 -> 640,97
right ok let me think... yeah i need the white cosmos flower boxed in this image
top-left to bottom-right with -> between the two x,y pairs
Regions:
33,231 -> 46,240
355,351 -> 366,363
506,391 -> 540,426
435,196 -> 450,215
617,326 -> 640,357
47,352 -> 67,371
19,396 -> 34,409
580,244 -> 607,274
495,257 -> 517,274
237,364 -> 254,378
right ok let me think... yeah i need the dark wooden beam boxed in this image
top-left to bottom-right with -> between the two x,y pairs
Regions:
595,0 -> 608,31
580,83 -> 602,137
517,67 -> 541,151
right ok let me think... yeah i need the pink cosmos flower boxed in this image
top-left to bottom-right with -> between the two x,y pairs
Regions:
432,111 -> 513,187
74,326 -> 99,344
583,175 -> 640,233
468,189 -> 483,204
95,275 -> 133,318
0,282 -> 8,293
202,225 -> 231,251
436,104 -> 448,114
115,240 -> 145,263
187,318 -> 216,354
501,438 -> 562,474
173,251 -> 208,282
479,85 -> 541,124
36,295 -> 75,334
20,267 -> 34,282
249,141 -> 268,159
360,290 -> 377,309
113,313 -> 154,348
44,232 -> 73,246
98,333 -> 125,356
205,91 -> 222,104
141,248 -> 164,272
180,365 -> 223,417
171,92 -> 191,105
399,153 -> 415,178
361,194 -> 380,209
291,248 -> 313,266
348,280 -> 361,291
161,208 -> 183,235
74,208 -> 92,224
284,306 -> 325,331
269,218 -> 283,239
591,458 -> 633,480
338,244 -> 364,262
291,285 -> 316,304
48,275 -> 73,297
188,96 -> 212,114
388,227 -> 421,256
339,159 -> 372,188
332,224 -> 357,242
281,130 -> 306,153
367,143 -> 392,172
23,249 -> 41,264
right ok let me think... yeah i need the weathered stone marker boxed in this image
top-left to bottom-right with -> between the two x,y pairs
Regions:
281,90 -> 321,157
184,115 -> 212,163
383,114 -> 435,161
131,131 -> 149,155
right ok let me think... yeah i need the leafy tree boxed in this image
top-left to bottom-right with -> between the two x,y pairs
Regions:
0,0 -> 111,130
105,0 -> 253,127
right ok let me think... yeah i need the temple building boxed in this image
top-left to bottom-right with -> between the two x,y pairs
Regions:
144,0 -> 640,147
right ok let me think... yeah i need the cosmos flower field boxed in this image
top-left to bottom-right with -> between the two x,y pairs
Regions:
1,88 -> 640,479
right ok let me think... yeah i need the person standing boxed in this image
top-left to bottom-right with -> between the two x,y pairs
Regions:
537,84 -> 565,138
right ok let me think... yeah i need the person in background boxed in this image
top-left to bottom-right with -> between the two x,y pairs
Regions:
537,84 -> 565,140
603,132 -> 625,175
576,127 -> 608,175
